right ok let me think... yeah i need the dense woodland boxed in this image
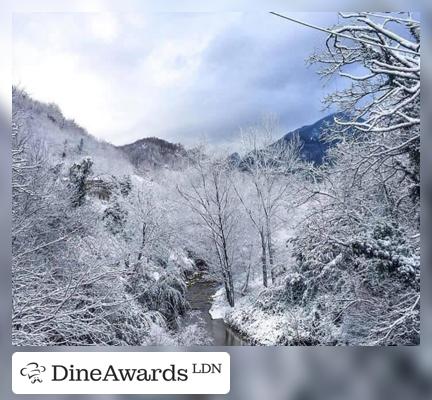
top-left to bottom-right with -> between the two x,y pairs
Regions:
12,12 -> 420,346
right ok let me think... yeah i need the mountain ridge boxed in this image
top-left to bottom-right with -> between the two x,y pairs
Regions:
13,88 -> 346,171
274,112 -> 348,164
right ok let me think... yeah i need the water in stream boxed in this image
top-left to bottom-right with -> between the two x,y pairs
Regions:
186,273 -> 246,346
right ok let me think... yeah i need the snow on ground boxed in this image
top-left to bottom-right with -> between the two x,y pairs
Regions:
209,279 -> 297,345
209,287 -> 231,319
227,301 -> 288,345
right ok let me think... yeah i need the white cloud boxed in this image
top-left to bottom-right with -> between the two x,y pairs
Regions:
13,39 -> 112,135
13,12 -> 333,146
90,13 -> 119,42
146,38 -> 207,87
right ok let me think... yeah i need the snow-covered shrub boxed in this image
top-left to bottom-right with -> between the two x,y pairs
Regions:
352,221 -> 419,286
69,157 -> 93,207
103,202 -> 128,235
282,272 -> 308,305
147,273 -> 188,327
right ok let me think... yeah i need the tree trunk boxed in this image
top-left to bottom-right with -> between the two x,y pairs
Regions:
220,265 -> 234,307
227,268 -> 235,307
137,222 -> 146,261
214,234 -> 235,307
260,229 -> 268,287
267,224 -> 275,284
221,245 -> 235,307
215,191 -> 235,306
241,263 -> 251,295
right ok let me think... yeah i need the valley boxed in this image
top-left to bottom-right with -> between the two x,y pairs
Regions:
12,12 -> 420,347
12,85 -> 420,346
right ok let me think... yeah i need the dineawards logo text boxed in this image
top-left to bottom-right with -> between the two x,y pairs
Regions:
51,363 -> 189,382
12,352 -> 230,395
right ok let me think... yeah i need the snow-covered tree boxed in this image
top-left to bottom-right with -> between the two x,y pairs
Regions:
177,151 -> 238,306
309,12 -> 420,205
233,115 -> 303,286
285,12 -> 421,344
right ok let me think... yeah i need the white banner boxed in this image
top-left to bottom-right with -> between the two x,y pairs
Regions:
12,352 -> 230,394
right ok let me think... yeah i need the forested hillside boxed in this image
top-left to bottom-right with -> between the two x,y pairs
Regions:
12,88 -> 210,345
12,12 -> 420,346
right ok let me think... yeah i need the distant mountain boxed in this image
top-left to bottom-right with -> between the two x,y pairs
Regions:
274,113 -> 348,164
12,89 -> 190,174
117,137 -> 188,171
119,113 -> 350,172
14,88 -> 348,174
235,113 -> 350,169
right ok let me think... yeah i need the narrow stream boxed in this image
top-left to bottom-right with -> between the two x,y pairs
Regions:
186,273 -> 246,346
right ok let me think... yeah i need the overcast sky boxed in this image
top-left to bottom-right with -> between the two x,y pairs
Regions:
13,12 -> 341,146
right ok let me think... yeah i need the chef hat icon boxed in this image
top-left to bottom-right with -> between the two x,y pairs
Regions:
20,362 -> 46,383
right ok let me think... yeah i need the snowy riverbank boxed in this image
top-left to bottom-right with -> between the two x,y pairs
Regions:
209,281 -> 288,345
209,278 -> 323,346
